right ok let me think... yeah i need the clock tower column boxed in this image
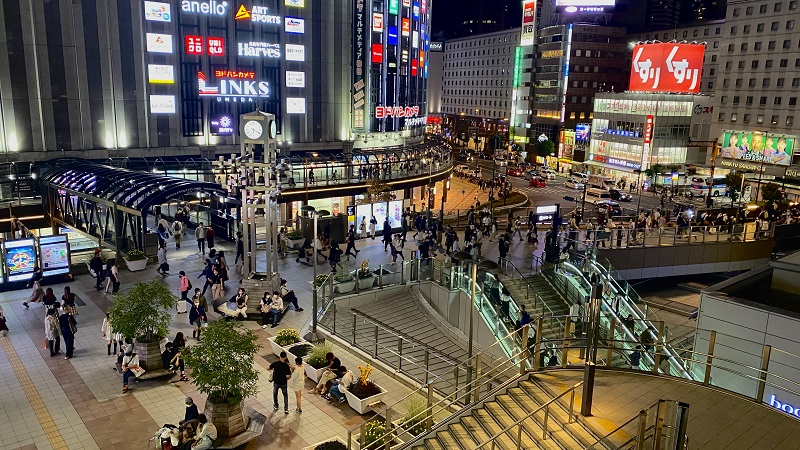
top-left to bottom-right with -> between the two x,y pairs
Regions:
239,111 -> 281,289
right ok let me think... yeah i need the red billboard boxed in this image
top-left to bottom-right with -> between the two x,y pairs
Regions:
644,115 -> 654,144
630,43 -> 704,94
371,43 -> 383,63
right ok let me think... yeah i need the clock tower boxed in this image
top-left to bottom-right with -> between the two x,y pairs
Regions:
238,111 -> 281,287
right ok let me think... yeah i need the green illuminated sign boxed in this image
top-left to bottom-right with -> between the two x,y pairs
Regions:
389,0 -> 399,14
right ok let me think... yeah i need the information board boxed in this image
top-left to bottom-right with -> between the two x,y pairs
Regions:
5,239 -> 37,282
39,235 -> 71,276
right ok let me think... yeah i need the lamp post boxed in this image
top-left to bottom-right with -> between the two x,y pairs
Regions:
301,205 -> 318,340
421,158 -> 434,221
736,170 -> 752,221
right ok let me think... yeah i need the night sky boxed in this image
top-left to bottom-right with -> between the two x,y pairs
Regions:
431,0 -> 522,38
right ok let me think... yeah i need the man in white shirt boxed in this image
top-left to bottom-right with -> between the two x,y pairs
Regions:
192,414 -> 217,449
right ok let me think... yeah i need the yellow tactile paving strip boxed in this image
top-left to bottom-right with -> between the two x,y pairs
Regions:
0,337 -> 69,450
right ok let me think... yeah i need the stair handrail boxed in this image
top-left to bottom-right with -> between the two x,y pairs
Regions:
500,257 -> 564,335
582,399 -> 676,450
348,328 -> 536,450
468,381 -> 585,450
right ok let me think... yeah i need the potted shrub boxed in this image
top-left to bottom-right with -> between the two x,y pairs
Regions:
182,321 -> 260,438
354,260 -> 375,290
123,249 -> 148,272
333,273 -> 356,294
303,437 -> 348,450
268,328 -> 302,356
344,364 -> 387,415
108,280 -> 176,371
350,418 -> 403,450
314,274 -> 330,288
304,341 -> 333,383
286,229 -> 305,250
394,394 -> 430,442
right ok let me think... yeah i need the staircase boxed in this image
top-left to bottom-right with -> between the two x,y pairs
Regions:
411,373 -> 600,450
500,273 -> 570,341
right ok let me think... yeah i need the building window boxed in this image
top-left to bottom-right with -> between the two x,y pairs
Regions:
780,59 -> 788,68
731,113 -> 738,122
733,96 -> 740,104
790,97 -> 798,105
708,81 -> 714,89
726,61 -> 733,70
766,60 -> 774,68
755,42 -> 762,51
775,2 -> 783,12
718,113 -> 725,121
746,5 -> 754,14
733,8 -> 741,16
772,115 -> 779,124
789,20 -> 796,30
710,68 -> 716,75
788,116 -> 795,126
769,41 -> 777,50
693,30 -> 698,37
784,40 -> 792,49
750,60 -> 758,69
716,27 -> 721,34
713,42 -> 719,50
728,44 -> 734,53
763,78 -> 771,87
724,78 -> 731,87
744,114 -> 752,123
758,23 -> 765,32
683,31 -> 688,38
775,97 -> 782,105
741,43 -> 747,51
778,78 -> 786,86
760,4 -> 768,13
721,95 -> 729,104
761,96 -> 768,105
748,78 -> 755,87
704,29 -> 710,36
757,114 -> 765,124
791,1 -> 798,10
747,96 -> 754,105
793,78 -> 800,87
744,25 -> 752,34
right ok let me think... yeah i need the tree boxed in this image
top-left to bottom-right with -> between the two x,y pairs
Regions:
761,182 -> 786,206
108,280 -> 176,342
644,163 -> 665,181
182,321 -> 261,404
724,172 -> 745,202
534,139 -> 555,158
357,178 -> 394,205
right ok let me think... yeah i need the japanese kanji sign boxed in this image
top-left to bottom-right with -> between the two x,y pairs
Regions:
629,43 -> 705,94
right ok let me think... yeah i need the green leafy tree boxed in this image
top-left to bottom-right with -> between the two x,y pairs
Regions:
644,163 -> 666,181
761,182 -> 786,206
357,178 -> 394,205
534,139 -> 555,158
182,321 -> 261,404
724,172 -> 745,202
108,280 -> 176,342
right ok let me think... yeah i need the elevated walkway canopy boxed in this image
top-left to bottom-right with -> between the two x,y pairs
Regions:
39,158 -> 225,253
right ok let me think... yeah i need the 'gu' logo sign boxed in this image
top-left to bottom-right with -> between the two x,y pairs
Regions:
630,43 -> 704,94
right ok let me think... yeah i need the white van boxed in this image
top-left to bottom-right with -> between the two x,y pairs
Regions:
572,172 -> 589,181
586,188 -> 612,202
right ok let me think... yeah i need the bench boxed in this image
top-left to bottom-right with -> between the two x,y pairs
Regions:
114,362 -> 175,381
212,406 -> 266,449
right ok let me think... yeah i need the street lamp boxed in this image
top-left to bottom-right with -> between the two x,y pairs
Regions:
301,204 -> 319,340
736,170 -> 752,221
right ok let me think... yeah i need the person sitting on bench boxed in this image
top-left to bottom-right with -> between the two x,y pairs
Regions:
279,279 -> 303,312
220,288 -> 248,320
266,291 -> 284,328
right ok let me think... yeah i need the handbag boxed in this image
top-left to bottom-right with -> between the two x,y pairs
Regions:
212,283 -> 223,300
131,366 -> 146,378
268,371 -> 274,382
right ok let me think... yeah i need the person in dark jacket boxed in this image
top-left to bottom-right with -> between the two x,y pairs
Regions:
189,297 -> 207,340
59,306 -> 77,359
180,397 -> 199,428
328,241 -> 342,272
498,235 -> 510,264
382,219 -> 392,251
90,249 -> 105,291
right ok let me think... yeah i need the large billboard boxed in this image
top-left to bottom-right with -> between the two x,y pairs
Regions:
719,131 -> 794,166
630,43 -> 704,94
4,239 -> 36,282
556,0 -> 615,13
39,235 -> 70,277
521,1 -> 536,46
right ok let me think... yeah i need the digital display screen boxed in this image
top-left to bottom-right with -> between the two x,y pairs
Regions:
5,239 -> 36,282
39,235 -> 70,276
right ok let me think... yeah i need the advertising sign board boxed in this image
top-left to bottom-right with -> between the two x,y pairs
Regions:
39,235 -> 70,277
5,239 -> 36,282
630,43 -> 704,94
719,130 -> 794,166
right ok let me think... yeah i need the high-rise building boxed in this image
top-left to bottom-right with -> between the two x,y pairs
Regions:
646,0 -> 681,29
680,0 -> 728,22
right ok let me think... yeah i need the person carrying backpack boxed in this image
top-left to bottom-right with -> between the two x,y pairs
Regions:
173,221 -> 183,248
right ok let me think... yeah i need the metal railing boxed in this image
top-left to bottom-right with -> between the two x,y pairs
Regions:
583,400 -> 690,450
471,381 -> 584,450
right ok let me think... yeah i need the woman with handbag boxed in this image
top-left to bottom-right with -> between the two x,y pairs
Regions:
211,267 -> 224,301
189,298 -> 207,340
121,348 -> 142,393
104,259 -> 120,294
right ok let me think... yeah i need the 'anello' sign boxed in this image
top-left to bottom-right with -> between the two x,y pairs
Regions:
181,0 -> 229,15
630,43 -> 705,94
375,106 -> 420,118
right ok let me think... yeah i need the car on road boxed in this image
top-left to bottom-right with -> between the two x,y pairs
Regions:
523,169 -> 539,180
608,188 -> 632,202
529,177 -> 547,188
565,179 -> 584,190
571,172 -> 589,181
457,165 -> 471,174
595,200 -> 622,217
507,167 -> 525,177
540,169 -> 557,180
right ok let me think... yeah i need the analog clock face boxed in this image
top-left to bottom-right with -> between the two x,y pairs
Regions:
243,120 -> 263,140
269,120 -> 277,139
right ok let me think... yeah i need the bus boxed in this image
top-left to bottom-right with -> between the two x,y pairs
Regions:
689,176 -> 727,198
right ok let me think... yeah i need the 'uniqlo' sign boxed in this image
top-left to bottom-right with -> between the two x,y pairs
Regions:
630,43 -> 704,94
185,35 -> 204,55
207,37 -> 225,56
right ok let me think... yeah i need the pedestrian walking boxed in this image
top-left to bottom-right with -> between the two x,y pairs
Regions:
369,216 -> 377,239
59,305 -> 77,359
345,225 -> 359,259
45,309 -> 61,357
629,345 -> 642,369
189,297 -> 207,339
23,266 -> 45,308
359,216 -> 367,239
205,225 -> 216,249
195,222 -> 207,255
157,242 -> 169,275
179,271 -> 192,302
382,219 -> 392,251
0,309 -> 8,337
104,259 -> 120,294
290,356 -> 305,413
269,351 -> 292,414
172,221 -> 183,248
498,235 -> 509,264
89,249 -> 105,291
101,313 -> 117,355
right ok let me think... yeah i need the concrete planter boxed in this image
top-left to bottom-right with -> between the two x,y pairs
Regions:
350,429 -> 403,450
357,276 -> 375,290
267,335 -> 306,357
287,238 -> 305,250
334,279 -> 356,293
392,418 -> 430,443
134,340 -> 164,372
205,399 -> 246,438
303,437 -> 348,450
344,383 -> 387,415
303,360 -> 328,383
124,258 -> 148,272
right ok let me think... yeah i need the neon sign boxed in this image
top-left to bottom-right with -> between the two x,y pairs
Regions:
375,106 -> 420,118
238,42 -> 281,58
234,4 -> 281,24
198,71 -> 269,103
769,395 -> 800,418
181,0 -> 228,15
